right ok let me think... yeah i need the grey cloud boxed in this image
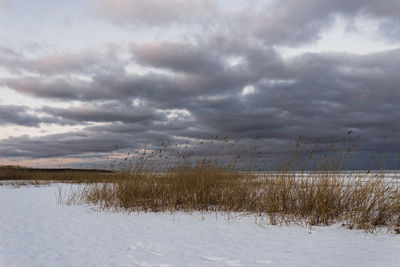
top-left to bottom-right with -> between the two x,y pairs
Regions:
131,41 -> 285,78
41,102 -> 165,124
94,0 -> 217,27
356,0 -> 400,18
0,45 -> 124,75
174,49 -> 400,156
3,46 -> 400,149
31,49 -> 123,75
378,21 -> 400,42
0,45 -> 26,73
93,0 -> 400,46
2,65 -> 252,108
131,42 -> 224,74
272,0 -> 400,21
229,0 -> 400,46
0,105 -> 53,127
2,77 -> 89,100
0,132 -> 133,158
0,121 -> 182,159
1,27 -> 400,166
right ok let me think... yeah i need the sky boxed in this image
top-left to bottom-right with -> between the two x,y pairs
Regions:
0,0 -> 399,169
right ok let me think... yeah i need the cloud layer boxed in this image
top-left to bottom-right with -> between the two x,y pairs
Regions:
0,0 -> 399,167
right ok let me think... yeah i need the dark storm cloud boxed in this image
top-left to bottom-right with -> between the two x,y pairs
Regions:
126,43 -> 400,147
0,105 -> 55,127
131,42 -> 224,75
201,49 -> 400,140
0,120 -> 185,158
0,131 -> 133,158
41,102 -> 165,124
1,45 -> 269,106
1,73 -> 170,101
164,48 -> 400,158
1,77 -> 88,100
3,44 -> 400,161
131,41 -> 285,78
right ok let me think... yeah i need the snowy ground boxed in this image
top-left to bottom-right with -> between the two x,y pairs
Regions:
1,184 -> 400,267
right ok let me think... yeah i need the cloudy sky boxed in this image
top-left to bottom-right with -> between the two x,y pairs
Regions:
0,0 -> 399,168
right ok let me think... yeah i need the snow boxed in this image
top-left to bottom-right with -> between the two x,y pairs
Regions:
1,184 -> 400,267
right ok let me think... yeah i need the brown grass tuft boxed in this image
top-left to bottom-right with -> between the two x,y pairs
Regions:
3,134 -> 400,232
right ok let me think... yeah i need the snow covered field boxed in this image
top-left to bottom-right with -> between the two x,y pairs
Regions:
1,184 -> 400,267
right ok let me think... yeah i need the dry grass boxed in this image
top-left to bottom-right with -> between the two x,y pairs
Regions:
3,134 -> 400,232
62,166 -> 400,232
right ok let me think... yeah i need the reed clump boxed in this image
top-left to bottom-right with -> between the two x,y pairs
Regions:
3,133 -> 399,232
63,168 -> 400,232
62,134 -> 400,232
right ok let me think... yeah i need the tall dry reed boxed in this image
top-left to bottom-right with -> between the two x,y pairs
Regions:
62,134 -> 400,232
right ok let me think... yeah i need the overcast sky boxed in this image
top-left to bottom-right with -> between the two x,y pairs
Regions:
0,0 -> 399,168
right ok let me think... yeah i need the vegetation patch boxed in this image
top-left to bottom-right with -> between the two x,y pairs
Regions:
3,134 -> 400,232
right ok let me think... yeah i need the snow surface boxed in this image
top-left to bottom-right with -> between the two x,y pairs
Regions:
1,184 -> 400,267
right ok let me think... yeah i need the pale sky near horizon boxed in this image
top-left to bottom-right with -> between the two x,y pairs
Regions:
1,0 -> 399,168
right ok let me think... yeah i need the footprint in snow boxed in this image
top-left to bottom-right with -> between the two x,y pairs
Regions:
255,260 -> 273,265
203,256 -> 241,266
129,242 -> 163,257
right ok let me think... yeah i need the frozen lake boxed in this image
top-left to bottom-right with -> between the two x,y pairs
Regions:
1,183 -> 400,267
